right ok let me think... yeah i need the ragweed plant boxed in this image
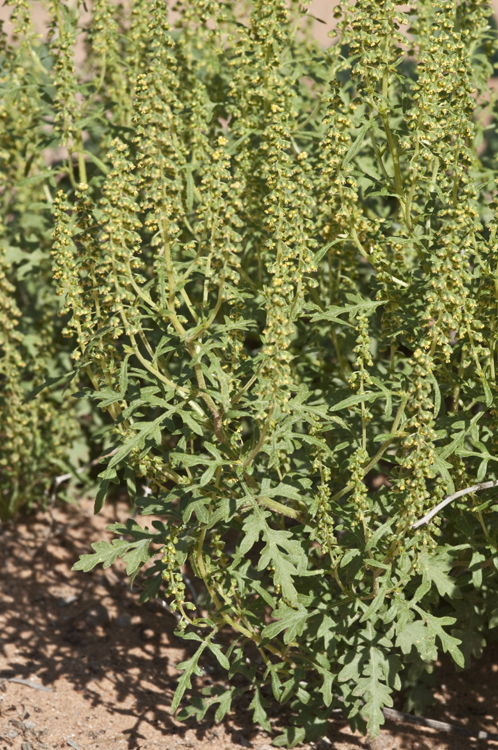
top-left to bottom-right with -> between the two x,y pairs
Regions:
0,1 -> 92,519
4,0 -> 498,743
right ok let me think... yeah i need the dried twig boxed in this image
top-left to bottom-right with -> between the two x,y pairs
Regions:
64,738 -> 83,750
382,706 -> 498,741
412,480 -> 498,529
4,678 -> 53,692
332,696 -> 498,742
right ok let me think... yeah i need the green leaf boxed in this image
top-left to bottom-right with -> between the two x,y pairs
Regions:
353,647 -> 395,737
94,477 -> 114,514
4,245 -> 26,265
176,696 -> 211,722
477,459 -> 488,482
431,375 -> 441,417
395,619 -> 438,661
343,122 -> 370,165
124,465 -> 136,503
177,408 -> 204,436
83,149 -> 110,175
369,376 -> 393,418
239,509 -> 265,556
249,688 -> 271,732
199,462 -> 217,487
239,501 -> 307,602
413,550 -> 460,602
490,608 -> 498,629
214,688 -> 236,723
438,430 -> 466,460
272,726 -> 307,748
262,604 -> 311,644
72,539 -> 130,572
337,650 -> 363,683
412,606 -> 464,667
98,465 -> 119,481
183,497 -> 210,523
206,640 -> 230,670
365,518 -> 396,552
265,482 -> 304,502
431,453 -> 455,494
329,391 -> 383,413
25,371 -> 78,402
314,240 -> 338,263
340,548 -> 362,569
107,413 -> 171,470
315,613 -> 337,651
122,538 -> 154,584
309,299 -> 385,325
251,580 -> 277,608
314,652 -> 334,706
320,669 -> 334,707
470,550 -> 486,589
94,387 -> 123,408
267,663 -> 283,700
119,356 -> 130,396
171,640 -> 210,713
481,377 -> 493,408
360,566 -> 392,622
18,169 -> 56,188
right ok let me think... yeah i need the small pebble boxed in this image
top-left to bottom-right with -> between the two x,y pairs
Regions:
58,595 -> 78,608
115,613 -> 132,628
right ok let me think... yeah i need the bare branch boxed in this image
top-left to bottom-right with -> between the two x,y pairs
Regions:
412,480 -> 498,530
382,706 -> 498,740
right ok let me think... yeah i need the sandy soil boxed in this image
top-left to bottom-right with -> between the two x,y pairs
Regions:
1,497 -> 498,750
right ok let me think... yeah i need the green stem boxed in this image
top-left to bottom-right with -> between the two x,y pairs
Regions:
330,395 -> 408,503
381,113 -> 403,199
242,407 -> 274,471
195,528 -> 284,655
351,226 -> 408,287
77,133 -> 87,185
180,288 -> 199,323
231,368 -> 262,406
369,128 -> 394,188
258,496 -> 305,521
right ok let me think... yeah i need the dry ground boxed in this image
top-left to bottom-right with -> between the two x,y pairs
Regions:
1,497 -> 498,750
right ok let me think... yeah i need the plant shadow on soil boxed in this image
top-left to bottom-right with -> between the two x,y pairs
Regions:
1,496 -> 498,750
